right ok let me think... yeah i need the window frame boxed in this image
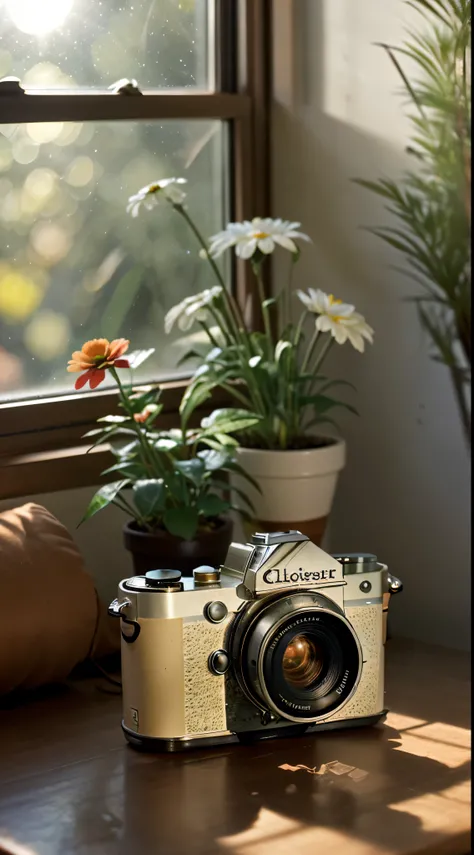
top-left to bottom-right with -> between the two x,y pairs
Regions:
0,0 -> 271,498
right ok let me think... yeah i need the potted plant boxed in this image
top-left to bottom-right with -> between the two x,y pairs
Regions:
127,181 -> 374,544
67,337 -> 259,574
356,0 -> 471,448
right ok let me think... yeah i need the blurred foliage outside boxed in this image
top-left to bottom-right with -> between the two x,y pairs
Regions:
0,0 -> 228,400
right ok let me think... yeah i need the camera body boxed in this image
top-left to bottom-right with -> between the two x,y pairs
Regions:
109,531 -> 402,751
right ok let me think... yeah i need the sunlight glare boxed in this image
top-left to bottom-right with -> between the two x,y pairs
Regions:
6,0 -> 74,36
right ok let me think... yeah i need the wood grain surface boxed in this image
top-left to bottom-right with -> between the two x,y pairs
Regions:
0,639 -> 470,855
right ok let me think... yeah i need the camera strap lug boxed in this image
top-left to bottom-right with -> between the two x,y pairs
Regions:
108,597 -> 141,644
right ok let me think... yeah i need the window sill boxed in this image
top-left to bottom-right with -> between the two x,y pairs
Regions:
0,383 -> 232,501
0,444 -> 112,501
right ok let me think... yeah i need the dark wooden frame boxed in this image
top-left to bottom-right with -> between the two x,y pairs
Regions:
0,0 -> 272,499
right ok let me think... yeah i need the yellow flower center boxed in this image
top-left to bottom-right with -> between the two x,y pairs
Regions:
328,294 -> 342,305
253,231 -> 270,240
148,184 -> 162,194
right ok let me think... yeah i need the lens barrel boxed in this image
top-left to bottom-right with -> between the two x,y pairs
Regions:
230,591 -> 362,723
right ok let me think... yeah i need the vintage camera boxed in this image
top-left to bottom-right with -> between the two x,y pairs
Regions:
109,531 -> 402,751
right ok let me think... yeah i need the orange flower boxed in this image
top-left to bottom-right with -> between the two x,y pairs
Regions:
67,338 -> 130,390
133,405 -> 156,424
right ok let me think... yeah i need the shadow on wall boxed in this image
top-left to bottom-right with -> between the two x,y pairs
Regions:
271,0 -> 471,650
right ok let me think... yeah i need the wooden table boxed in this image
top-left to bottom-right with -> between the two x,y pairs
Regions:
0,639 -> 470,855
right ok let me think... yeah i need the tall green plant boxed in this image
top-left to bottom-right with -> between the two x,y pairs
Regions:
356,0 -> 471,447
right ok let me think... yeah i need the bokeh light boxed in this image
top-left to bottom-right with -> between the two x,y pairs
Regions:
5,0 -> 74,37
24,311 -> 71,360
30,222 -> 73,265
0,269 -> 43,322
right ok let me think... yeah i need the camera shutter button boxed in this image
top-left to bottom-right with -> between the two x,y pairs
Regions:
204,601 -> 228,623
208,650 -> 230,675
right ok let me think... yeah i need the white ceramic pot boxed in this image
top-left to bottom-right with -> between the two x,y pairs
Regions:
231,439 -> 346,545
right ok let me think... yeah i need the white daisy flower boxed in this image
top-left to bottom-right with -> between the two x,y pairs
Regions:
297,288 -> 374,352
208,217 -> 311,260
127,178 -> 187,217
164,287 -> 223,334
297,288 -> 355,318
332,312 -> 374,352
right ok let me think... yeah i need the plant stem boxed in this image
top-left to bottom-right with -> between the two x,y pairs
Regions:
175,205 -> 250,351
294,309 -> 309,347
311,336 -> 335,377
221,382 -> 253,408
198,320 -> 221,350
301,327 -> 320,373
112,495 -> 148,528
252,260 -> 273,356
109,367 -> 159,475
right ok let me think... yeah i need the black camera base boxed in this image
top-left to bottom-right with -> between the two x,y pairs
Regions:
122,710 -> 387,753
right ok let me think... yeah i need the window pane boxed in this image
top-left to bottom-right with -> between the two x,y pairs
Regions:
0,0 -> 212,90
0,119 -> 228,400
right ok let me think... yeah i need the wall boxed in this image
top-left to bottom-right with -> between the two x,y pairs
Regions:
271,0 -> 471,649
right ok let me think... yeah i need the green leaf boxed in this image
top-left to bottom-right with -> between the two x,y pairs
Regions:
211,478 -> 256,512
197,494 -> 230,518
115,439 -> 140,458
155,436 -> 179,451
97,415 -> 129,424
101,461 -> 144,478
85,426 -> 120,453
200,408 -> 261,435
82,427 -> 111,439
179,382 -> 212,429
214,433 -> 239,446
275,340 -> 292,362
177,348 -> 204,366
78,480 -> 130,526
198,449 -> 232,471
225,461 -> 263,494
163,507 -> 199,540
262,297 -> 277,309
206,347 -> 224,362
165,472 -> 189,504
174,458 -> 206,485
198,437 -> 227,451
317,379 -> 357,395
300,394 -> 358,416
133,479 -> 165,518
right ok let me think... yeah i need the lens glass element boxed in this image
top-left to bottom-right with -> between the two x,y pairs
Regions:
282,634 -> 324,689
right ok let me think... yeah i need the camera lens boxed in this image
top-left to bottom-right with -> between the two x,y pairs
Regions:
230,591 -> 362,724
282,635 -> 324,689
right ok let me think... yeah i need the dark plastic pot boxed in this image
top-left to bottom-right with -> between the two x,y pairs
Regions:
123,516 -> 234,576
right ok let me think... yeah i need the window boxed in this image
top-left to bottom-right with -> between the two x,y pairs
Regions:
0,0 -> 270,495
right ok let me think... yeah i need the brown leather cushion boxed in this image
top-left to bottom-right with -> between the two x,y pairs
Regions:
0,502 -> 119,695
